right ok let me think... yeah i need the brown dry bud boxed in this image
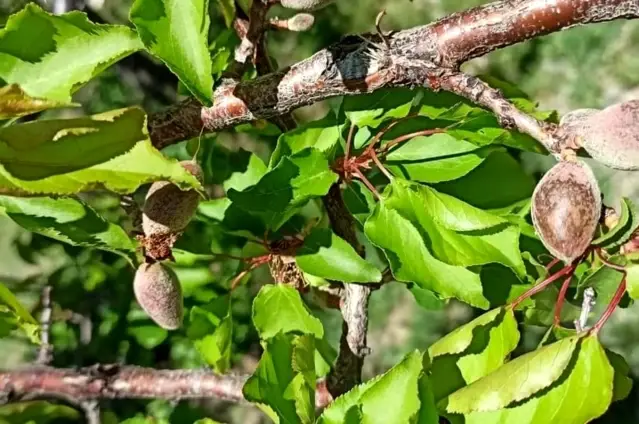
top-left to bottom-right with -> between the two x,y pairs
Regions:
531,160 -> 601,264
134,262 -> 183,330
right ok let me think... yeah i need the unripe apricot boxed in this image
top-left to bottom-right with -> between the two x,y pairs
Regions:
287,13 -> 315,31
142,160 -> 203,238
134,262 -> 183,330
531,160 -> 601,264
280,0 -> 334,11
562,101 -> 639,170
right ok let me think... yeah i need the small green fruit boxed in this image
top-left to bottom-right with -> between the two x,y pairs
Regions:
531,160 -> 601,263
142,160 -> 203,238
134,262 -> 183,330
280,0 -> 334,11
287,13 -> 315,31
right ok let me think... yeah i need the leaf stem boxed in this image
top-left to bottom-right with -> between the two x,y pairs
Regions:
591,276 -> 627,334
510,263 -> 576,309
553,274 -> 574,327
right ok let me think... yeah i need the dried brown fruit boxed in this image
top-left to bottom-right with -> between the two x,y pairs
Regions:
531,160 -> 601,263
280,0 -> 334,11
134,262 -> 183,330
142,161 -> 203,260
561,101 -> 639,170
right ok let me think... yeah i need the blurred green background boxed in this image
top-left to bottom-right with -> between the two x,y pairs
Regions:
1,0 -> 639,422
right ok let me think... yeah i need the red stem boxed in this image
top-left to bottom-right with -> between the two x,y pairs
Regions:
510,264 -> 576,309
352,168 -> 381,200
553,274 -> 574,327
378,128 -> 445,154
591,276 -> 627,334
545,257 -> 560,271
345,123 -> 356,163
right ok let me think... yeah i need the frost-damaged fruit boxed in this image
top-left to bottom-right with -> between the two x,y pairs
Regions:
134,262 -> 183,330
561,101 -> 639,170
142,160 -> 203,260
531,160 -> 601,263
280,0 -> 334,11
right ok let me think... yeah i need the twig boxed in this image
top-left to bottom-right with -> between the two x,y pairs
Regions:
36,286 -> 53,366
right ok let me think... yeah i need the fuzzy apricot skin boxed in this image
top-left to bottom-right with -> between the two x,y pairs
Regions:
561,101 -> 639,171
280,0 -> 334,11
142,161 -> 203,237
133,262 -> 183,330
531,160 -> 601,264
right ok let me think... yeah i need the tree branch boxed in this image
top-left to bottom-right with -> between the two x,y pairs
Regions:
0,365 -> 332,408
148,0 -> 639,150
323,184 -> 372,397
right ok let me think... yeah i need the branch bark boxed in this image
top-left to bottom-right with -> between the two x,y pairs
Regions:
148,0 -> 639,150
0,365 -> 332,408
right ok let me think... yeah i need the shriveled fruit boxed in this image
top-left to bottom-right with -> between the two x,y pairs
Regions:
531,160 -> 601,263
134,262 -> 183,329
142,160 -> 203,259
280,0 -> 334,11
562,101 -> 639,170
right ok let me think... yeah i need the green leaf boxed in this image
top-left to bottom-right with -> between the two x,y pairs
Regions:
0,282 -> 39,344
593,198 -> 639,249
130,0 -> 213,105
0,107 -> 148,180
296,228 -> 382,283
606,348 -> 632,402
0,138 -> 202,196
128,325 -> 168,349
434,151 -> 536,210
252,284 -> 323,340
443,335 -> 581,413
216,0 -> 236,28
389,180 -> 524,272
343,181 -> 376,227
0,401 -> 80,424
384,133 -> 500,183
228,148 -> 338,231
243,334 -> 316,424
443,336 -> 613,424
0,4 -> 143,103
428,308 -> 519,401
624,260 -> 639,300
365,201 -> 488,308
223,153 -> 267,192
523,285 -> 582,327
343,89 -> 417,128
270,113 -> 342,167
187,296 -> 233,373
0,196 -> 136,257
318,350 -> 434,424
0,84 -> 72,119
408,284 -> 446,310
365,179 -> 524,307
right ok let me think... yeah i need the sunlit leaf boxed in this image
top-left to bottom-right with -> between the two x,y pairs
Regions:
252,284 -> 323,340
0,84 -> 72,119
0,282 -> 39,344
0,4 -> 142,103
429,308 -> 519,401
130,0 -> 213,105
296,228 -> 382,283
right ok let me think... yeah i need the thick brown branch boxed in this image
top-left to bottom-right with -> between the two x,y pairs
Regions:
148,0 -> 639,149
